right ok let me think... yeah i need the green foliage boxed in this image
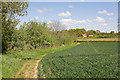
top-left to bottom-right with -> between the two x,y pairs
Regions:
3,18 -> 76,52
94,33 -> 118,38
110,31 -> 115,34
53,30 -> 76,45
2,55 -> 24,78
87,30 -> 94,35
38,42 -> 118,78
67,28 -> 118,38
2,2 -> 28,53
6,21 -> 57,50
64,37 -> 74,45
24,21 -> 56,49
68,28 -> 86,37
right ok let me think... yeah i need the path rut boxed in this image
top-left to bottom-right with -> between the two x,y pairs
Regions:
16,54 -> 46,78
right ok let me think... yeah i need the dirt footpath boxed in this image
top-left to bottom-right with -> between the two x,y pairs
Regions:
15,54 -> 46,78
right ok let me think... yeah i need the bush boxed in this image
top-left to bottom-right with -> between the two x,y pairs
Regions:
11,21 -> 56,50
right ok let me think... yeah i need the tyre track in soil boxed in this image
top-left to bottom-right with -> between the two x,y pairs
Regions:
15,54 -> 46,79
15,62 -> 28,78
24,54 -> 46,79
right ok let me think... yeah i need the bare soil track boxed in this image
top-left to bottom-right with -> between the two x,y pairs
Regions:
15,63 -> 28,78
15,54 -> 46,78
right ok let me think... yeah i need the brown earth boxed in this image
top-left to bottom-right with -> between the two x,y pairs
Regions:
15,54 -> 46,79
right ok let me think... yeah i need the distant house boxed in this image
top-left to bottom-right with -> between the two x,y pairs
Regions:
82,34 -> 87,37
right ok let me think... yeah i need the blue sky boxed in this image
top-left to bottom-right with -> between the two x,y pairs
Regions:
28,0 -> 119,2
17,2 -> 118,33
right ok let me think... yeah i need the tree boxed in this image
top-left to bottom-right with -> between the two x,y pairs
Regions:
118,31 -> 120,35
93,30 -> 96,34
73,28 -> 86,37
96,30 -> 100,34
80,28 -> 86,34
110,31 -> 114,34
2,2 -> 28,52
87,30 -> 94,35
25,21 -> 56,49
76,30 -> 82,37
49,20 -> 65,31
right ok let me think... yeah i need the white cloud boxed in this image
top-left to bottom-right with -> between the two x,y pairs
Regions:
98,10 -> 114,16
94,16 -> 105,22
60,18 -> 92,26
109,18 -> 112,20
60,17 -> 106,26
107,13 -> 114,16
35,16 -> 39,20
43,8 -> 47,11
36,8 -> 52,14
100,23 -> 108,26
79,0 -> 85,1
98,10 -> 107,14
37,9 -> 43,13
68,5 -> 73,8
58,11 -> 71,17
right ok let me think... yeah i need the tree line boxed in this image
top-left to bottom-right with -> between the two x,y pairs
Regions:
4,19 -> 118,52
67,28 -> 118,38
8,21 -> 76,51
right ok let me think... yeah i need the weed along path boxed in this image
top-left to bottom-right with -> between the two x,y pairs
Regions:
15,54 -> 46,78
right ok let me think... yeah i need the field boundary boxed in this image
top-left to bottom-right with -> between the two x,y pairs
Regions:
77,38 -> 119,42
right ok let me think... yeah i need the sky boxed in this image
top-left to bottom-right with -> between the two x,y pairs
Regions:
17,2 -> 118,33
28,0 -> 119,2
3,0 -> 120,2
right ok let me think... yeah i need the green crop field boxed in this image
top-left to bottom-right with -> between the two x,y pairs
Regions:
38,42 -> 118,78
